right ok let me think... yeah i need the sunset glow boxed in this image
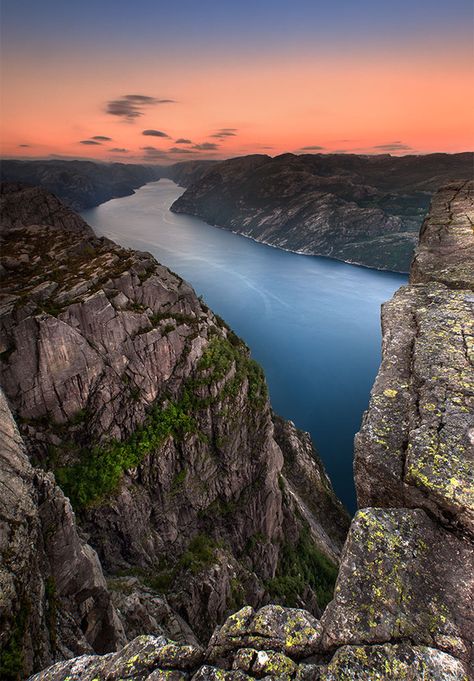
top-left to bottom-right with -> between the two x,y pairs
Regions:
1,0 -> 473,163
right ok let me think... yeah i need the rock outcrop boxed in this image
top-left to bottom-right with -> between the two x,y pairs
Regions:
170,152 -> 473,272
0,389 -> 124,678
0,184 -> 349,678
21,180 -> 474,680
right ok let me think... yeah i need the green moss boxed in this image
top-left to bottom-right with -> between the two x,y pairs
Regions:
267,526 -> 338,610
53,332 -> 267,511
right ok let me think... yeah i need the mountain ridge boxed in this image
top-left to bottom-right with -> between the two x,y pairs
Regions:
170,152 -> 473,272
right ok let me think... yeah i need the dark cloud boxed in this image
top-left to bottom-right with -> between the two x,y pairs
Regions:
168,147 -> 196,154
140,145 -> 170,159
210,128 -> 238,139
18,144 -> 31,147
175,138 -> 192,144
110,148 -> 129,153
92,135 -> 112,141
211,132 -> 237,139
142,129 -> 169,138
80,139 -> 102,145
106,94 -> 175,121
300,145 -> 325,150
193,142 -> 219,150
372,141 -> 413,151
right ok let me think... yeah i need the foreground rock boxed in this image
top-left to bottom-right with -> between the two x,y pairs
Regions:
0,184 -> 348,677
355,180 -> 474,533
170,152 -> 473,272
0,390 -> 124,678
28,605 -> 471,680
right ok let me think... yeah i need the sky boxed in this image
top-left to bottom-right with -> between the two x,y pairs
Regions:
1,0 -> 473,164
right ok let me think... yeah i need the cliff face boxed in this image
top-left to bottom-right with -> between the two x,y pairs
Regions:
170,152 -> 473,272
0,184 -> 349,678
0,390 -> 125,677
22,180 -> 474,680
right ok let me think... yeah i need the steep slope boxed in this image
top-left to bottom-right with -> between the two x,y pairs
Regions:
321,179 -> 474,675
0,183 -> 349,678
170,152 -> 473,272
27,180 -> 474,680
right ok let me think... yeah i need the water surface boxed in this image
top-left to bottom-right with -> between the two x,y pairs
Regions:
82,180 -> 407,513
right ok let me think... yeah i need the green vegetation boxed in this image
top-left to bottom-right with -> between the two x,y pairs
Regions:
194,336 -> 267,408
55,401 -> 196,509
54,333 -> 267,511
179,534 -> 219,574
267,526 -> 338,610
110,533 -> 219,593
0,602 -> 29,681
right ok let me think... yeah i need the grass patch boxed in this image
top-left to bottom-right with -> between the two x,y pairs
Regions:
267,526 -> 338,610
54,333 -> 267,511
179,534 -> 219,574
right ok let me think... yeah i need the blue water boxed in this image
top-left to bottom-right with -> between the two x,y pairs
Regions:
82,179 -> 407,513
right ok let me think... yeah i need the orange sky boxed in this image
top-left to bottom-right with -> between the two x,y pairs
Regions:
1,25 -> 473,163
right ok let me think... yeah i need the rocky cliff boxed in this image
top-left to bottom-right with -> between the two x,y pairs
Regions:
170,152 -> 473,272
0,183 -> 349,679
21,180 -> 474,680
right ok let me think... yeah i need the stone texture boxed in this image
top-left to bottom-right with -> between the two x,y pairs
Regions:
321,509 -> 473,662
355,180 -> 474,534
411,180 -> 474,289
207,605 -> 322,666
0,182 -> 94,235
319,644 -> 470,681
0,389 -> 124,678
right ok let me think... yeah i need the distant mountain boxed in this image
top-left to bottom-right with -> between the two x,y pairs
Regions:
0,159 -> 162,211
170,152 -> 473,272
0,158 -> 219,213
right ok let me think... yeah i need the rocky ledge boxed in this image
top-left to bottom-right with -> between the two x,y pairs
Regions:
0,183 -> 349,679
2,180 -> 473,680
